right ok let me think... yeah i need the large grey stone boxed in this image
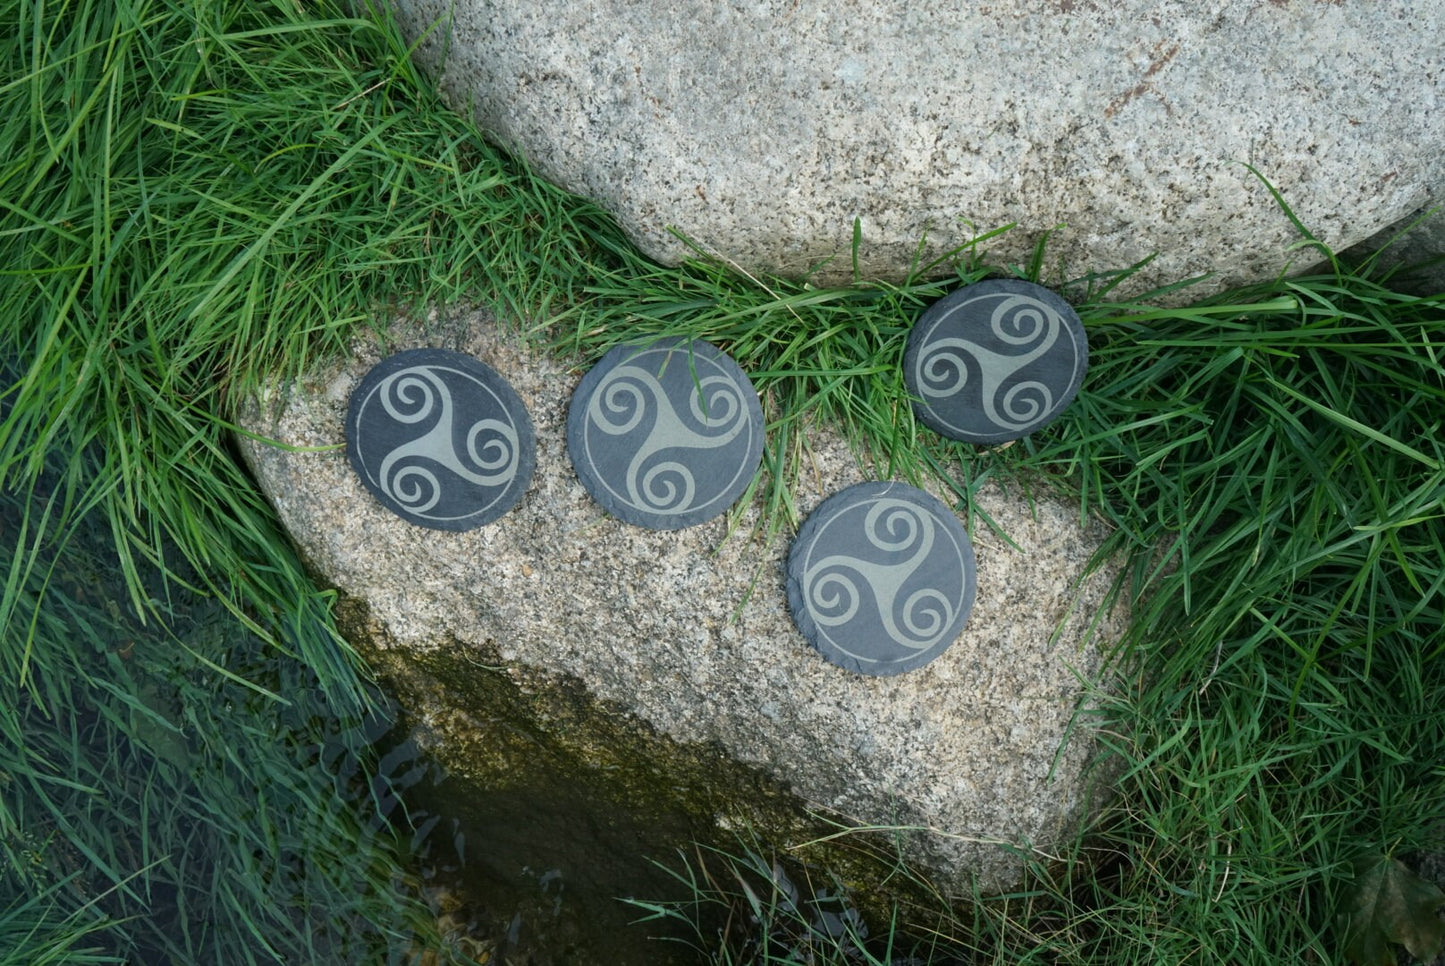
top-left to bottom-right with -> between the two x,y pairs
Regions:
239,307 -> 1127,893
384,0 -> 1443,298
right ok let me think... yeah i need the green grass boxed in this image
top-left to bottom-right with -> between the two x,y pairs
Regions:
614,260 -> 1445,963
2,0 -> 1443,964
0,477 -> 444,963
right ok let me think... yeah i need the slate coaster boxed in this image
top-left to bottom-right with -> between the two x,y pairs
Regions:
904,279 -> 1088,444
566,337 -> 765,530
346,348 -> 535,530
786,482 -> 976,676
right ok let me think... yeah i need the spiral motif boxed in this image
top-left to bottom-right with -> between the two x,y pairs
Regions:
865,499 -> 922,552
465,418 -> 518,473
638,460 -> 696,512
901,587 -> 951,641
809,570 -> 861,626
689,376 -> 740,427
787,482 -> 976,676
801,498 -> 945,652
570,340 -> 764,529
388,464 -> 441,513
593,374 -> 650,435
1000,380 -> 1051,425
907,281 -> 1087,444
920,346 -> 972,396
381,371 -> 440,423
347,350 -> 534,530
990,297 -> 1050,345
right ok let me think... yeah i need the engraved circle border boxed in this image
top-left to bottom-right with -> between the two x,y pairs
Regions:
346,347 -> 535,531
786,481 -> 976,676
904,279 -> 1088,444
566,337 -> 765,530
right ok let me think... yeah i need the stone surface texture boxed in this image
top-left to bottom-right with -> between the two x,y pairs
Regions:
383,0 -> 1442,297
239,308 -> 1127,891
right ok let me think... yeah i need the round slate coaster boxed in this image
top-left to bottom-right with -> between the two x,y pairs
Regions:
786,481 -> 976,676
566,337 -> 765,530
346,348 -> 535,530
904,279 -> 1088,444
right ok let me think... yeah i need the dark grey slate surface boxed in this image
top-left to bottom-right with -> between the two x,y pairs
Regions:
566,338 -> 764,530
904,279 -> 1088,444
786,481 -> 976,676
346,348 -> 535,530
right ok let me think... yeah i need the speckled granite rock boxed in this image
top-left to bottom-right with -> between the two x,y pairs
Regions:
238,307 -> 1127,892
382,0 -> 1442,298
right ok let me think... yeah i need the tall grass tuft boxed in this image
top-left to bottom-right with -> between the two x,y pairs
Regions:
0,0 -> 573,959
0,0 -> 627,684
0,474 -> 447,962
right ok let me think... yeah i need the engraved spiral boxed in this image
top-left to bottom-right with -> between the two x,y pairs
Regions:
788,482 -> 976,676
347,351 -> 533,530
572,340 -> 763,527
381,370 -> 440,423
908,283 -> 1087,443
808,569 -> 861,626
592,372 -> 650,435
